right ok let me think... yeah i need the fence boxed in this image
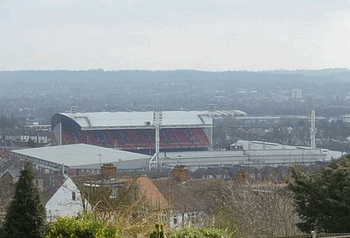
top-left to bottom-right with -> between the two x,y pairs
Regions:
273,232 -> 350,238
314,233 -> 350,238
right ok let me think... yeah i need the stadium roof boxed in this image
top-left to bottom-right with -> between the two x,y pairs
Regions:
158,140 -> 343,170
12,144 -> 151,168
211,110 -> 247,117
231,140 -> 343,160
52,111 -> 212,130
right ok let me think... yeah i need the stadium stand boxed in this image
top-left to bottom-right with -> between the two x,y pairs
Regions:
51,111 -> 212,153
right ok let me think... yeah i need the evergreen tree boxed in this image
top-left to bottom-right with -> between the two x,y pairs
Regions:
288,158 -> 350,233
0,162 -> 45,238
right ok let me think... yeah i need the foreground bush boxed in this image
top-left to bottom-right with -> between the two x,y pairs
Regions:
168,227 -> 236,238
45,216 -> 121,238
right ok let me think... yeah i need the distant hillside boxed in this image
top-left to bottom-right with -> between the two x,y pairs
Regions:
0,69 -> 350,118
0,69 -> 348,93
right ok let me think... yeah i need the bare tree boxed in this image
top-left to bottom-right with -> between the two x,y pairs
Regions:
206,180 -> 301,238
77,176 -> 169,237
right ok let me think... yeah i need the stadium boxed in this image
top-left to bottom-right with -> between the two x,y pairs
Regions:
51,109 -> 214,153
48,109 -> 343,172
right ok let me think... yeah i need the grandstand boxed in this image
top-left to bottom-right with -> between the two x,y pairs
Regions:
51,110 -> 213,153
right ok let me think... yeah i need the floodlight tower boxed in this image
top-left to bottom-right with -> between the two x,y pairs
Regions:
149,110 -> 162,169
153,110 -> 162,160
208,104 -> 216,150
310,110 -> 316,149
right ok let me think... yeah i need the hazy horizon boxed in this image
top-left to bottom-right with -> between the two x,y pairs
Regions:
1,67 -> 349,73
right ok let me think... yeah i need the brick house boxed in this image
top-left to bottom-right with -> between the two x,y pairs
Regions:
139,165 -> 214,230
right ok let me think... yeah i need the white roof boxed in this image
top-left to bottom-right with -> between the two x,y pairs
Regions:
71,158 -> 150,170
12,144 -> 150,167
59,111 -> 212,129
159,140 -> 343,171
212,110 -> 247,116
231,140 -> 343,160
232,140 -> 297,150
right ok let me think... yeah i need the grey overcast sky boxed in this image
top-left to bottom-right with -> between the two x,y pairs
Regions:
1,0 -> 350,71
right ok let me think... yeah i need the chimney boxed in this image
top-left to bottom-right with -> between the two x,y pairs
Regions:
101,163 -> 117,179
172,165 -> 190,182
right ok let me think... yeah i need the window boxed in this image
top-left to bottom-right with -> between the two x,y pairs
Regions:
72,192 -> 76,201
161,214 -> 167,223
173,217 -> 177,225
191,213 -> 196,224
109,188 -> 118,199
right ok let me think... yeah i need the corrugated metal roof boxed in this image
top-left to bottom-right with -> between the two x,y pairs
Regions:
159,141 -> 343,170
231,140 -> 343,160
60,111 -> 212,129
12,144 -> 150,167
70,158 -> 150,170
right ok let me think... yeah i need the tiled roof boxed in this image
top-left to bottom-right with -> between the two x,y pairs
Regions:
151,178 -> 214,212
137,176 -> 169,210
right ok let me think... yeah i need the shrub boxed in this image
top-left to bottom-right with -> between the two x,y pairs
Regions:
168,227 -> 236,238
45,215 -> 121,238
150,223 -> 165,238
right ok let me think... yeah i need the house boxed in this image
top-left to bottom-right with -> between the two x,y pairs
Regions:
0,169 -> 20,215
0,169 -> 19,185
0,159 -> 87,222
82,163 -> 130,201
61,163 -> 215,230
137,175 -> 169,211
139,165 -> 214,230
192,167 -> 230,180
45,177 -> 88,222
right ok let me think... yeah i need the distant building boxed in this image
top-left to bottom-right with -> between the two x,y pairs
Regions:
157,140 -> 342,171
11,144 -> 151,175
292,88 -> 302,99
51,110 -> 213,152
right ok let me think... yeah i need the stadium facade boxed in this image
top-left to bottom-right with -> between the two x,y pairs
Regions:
51,110 -> 214,153
47,109 -> 343,172
158,140 -> 343,171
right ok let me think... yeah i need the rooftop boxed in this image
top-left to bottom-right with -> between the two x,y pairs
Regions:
152,178 -> 214,212
54,111 -> 212,130
12,144 -> 151,168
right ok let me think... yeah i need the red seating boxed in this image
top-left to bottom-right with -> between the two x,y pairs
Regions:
62,131 -> 75,144
61,128 -> 210,151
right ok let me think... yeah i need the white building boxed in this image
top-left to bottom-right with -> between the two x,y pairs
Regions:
45,177 -> 89,222
11,143 -> 151,175
158,140 -> 343,171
